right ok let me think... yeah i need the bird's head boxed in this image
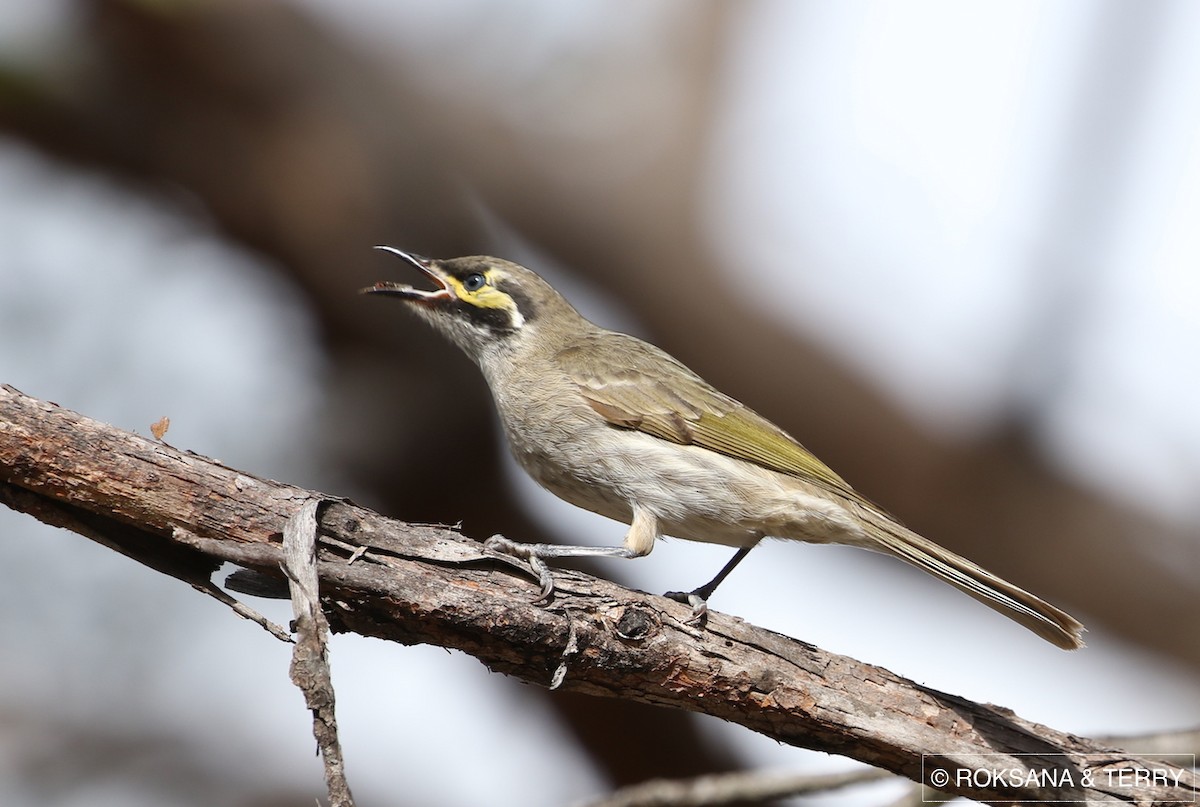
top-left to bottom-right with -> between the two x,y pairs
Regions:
362,247 -> 582,361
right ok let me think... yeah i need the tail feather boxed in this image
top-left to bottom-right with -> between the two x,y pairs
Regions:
856,506 -> 1085,650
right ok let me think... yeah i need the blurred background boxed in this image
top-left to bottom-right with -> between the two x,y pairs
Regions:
1,1 -> 1198,805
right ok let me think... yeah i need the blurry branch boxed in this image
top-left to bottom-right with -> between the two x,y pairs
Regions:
2,384 -> 1195,806
1100,728 -> 1200,762
577,767 -> 892,807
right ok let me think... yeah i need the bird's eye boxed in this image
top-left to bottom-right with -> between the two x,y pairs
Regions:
463,273 -> 486,292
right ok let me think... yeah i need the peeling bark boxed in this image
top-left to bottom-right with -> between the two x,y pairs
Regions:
1,385 -> 1194,805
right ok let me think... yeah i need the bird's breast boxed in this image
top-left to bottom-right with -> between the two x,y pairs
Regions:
499,405 -> 860,548
483,355 -> 866,548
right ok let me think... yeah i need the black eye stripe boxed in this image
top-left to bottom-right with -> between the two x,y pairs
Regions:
456,301 -> 517,335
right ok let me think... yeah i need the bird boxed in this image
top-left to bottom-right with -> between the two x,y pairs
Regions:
363,247 -> 1085,650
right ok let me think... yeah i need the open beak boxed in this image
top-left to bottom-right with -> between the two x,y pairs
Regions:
360,246 -> 453,303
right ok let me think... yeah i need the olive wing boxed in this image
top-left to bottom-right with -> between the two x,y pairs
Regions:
556,334 -> 854,497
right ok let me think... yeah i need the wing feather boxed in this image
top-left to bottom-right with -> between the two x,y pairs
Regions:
558,334 -> 856,499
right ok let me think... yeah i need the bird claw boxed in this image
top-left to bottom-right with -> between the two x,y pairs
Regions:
485,535 -> 557,605
528,554 -> 555,604
484,534 -> 522,556
664,590 -> 709,625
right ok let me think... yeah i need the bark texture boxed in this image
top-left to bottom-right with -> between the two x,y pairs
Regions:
1,385 -> 1193,805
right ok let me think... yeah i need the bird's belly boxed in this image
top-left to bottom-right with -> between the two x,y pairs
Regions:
510,426 -> 864,549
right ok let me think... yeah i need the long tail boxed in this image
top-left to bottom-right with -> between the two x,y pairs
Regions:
854,505 -> 1085,650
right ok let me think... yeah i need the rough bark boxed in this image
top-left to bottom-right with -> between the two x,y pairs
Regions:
282,499 -> 354,807
2,385 -> 1193,805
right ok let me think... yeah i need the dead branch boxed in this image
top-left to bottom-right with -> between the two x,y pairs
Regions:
0,384 -> 1194,805
282,499 -> 354,807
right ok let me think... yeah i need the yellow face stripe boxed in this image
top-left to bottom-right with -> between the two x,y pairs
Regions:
444,268 -> 525,327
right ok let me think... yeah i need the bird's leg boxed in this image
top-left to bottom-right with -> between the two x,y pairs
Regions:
665,546 -> 754,624
484,506 -> 659,604
484,537 -> 643,602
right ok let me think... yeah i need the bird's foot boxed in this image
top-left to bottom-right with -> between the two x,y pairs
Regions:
485,535 -> 556,603
664,589 -> 709,626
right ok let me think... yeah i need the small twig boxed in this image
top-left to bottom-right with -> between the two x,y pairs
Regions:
577,766 -> 893,807
549,613 -> 581,691
320,534 -> 379,561
191,579 -> 292,643
283,499 -> 354,807
171,527 -> 291,642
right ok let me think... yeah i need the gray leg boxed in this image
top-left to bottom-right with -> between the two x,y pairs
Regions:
484,536 -> 642,602
484,506 -> 660,603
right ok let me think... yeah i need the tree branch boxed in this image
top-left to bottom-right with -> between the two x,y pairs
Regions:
578,766 -> 892,807
282,498 -> 354,807
0,385 -> 1193,805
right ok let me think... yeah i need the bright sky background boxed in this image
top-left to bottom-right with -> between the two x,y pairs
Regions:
704,1 -> 1200,526
1,2 -> 1198,806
